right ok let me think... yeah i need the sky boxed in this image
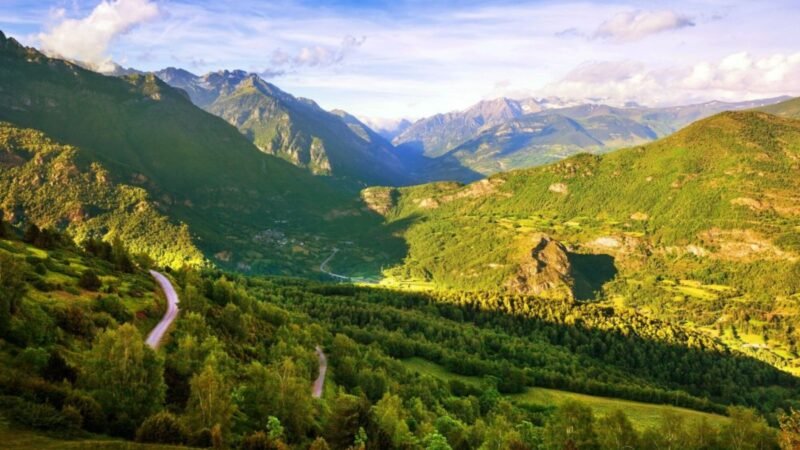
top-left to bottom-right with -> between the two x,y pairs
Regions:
2,0 -> 800,123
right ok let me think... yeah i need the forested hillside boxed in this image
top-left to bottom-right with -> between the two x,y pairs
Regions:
366,111 -> 800,372
0,31 -> 403,278
0,221 -> 797,449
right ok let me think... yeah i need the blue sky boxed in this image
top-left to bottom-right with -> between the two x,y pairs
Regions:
2,0 -> 799,122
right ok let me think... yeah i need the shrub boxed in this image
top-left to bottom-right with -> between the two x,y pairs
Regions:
65,392 -> 105,432
93,295 -> 133,323
135,411 -> 188,445
78,270 -> 102,291
14,347 -> 49,373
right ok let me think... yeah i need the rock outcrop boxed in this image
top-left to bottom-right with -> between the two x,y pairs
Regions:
506,233 -> 575,300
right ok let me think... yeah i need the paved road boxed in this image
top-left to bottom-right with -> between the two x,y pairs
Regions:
312,346 -> 327,398
145,270 -> 179,349
319,248 -> 350,281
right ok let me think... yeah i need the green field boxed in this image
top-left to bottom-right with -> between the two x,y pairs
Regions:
402,357 -> 730,430
0,420 -> 188,450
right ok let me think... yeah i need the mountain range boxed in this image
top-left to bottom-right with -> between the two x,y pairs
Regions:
393,96 -> 790,175
153,67 -> 477,186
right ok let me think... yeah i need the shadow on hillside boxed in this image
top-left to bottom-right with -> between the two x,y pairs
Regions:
568,252 -> 618,300
395,141 -> 484,184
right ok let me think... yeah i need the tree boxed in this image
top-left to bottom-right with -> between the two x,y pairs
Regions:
597,410 -> 638,450
325,392 -> 371,449
780,409 -> 800,450
309,437 -> 331,450
80,323 -> 166,436
543,400 -> 598,450
0,252 -> 26,337
185,362 -> 235,442
267,416 -> 285,441
371,393 -> 416,448
425,431 -> 453,450
23,223 -> 40,244
111,236 -> 134,273
136,411 -> 188,445
719,406 -> 777,450
238,360 -> 315,442
0,209 -> 9,238
78,269 -> 102,291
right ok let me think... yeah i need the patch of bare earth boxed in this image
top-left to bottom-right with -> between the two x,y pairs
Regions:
699,228 -> 797,261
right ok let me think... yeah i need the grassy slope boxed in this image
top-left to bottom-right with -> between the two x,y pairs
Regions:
402,357 -> 729,430
0,420 -> 189,450
757,97 -> 800,119
378,111 -> 800,287
0,32 -> 403,276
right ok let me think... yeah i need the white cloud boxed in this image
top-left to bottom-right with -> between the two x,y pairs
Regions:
542,52 -> 800,106
272,35 -> 366,68
38,0 -> 158,73
594,10 -> 694,42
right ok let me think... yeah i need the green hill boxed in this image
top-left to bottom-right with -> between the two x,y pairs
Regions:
756,96 -> 800,119
0,226 -> 789,449
0,31 -> 402,276
369,111 -> 800,370
0,123 -> 203,267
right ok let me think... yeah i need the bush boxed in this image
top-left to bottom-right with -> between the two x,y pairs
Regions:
135,411 -> 188,445
65,392 -> 105,432
0,395 -> 78,432
14,347 -> 49,373
188,428 -> 213,448
93,295 -> 133,323
78,270 -> 102,291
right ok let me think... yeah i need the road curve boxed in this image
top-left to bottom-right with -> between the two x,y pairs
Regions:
312,346 -> 327,398
319,249 -> 350,281
145,270 -> 179,349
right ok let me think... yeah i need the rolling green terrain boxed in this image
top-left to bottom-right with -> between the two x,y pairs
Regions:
3,224 -> 791,449
0,31 -> 403,277
757,96 -> 800,119
367,111 -> 800,372
401,357 -> 730,430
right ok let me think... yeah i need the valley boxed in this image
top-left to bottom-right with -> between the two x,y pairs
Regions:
1,1 -> 800,447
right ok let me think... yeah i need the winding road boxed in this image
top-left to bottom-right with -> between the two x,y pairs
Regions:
145,270 -> 179,349
319,248 -> 350,281
312,346 -> 327,398
145,269 -> 328,396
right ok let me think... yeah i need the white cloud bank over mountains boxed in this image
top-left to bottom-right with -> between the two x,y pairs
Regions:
37,0 -> 158,73
544,52 -> 800,106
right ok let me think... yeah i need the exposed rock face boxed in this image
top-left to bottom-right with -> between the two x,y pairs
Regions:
360,187 -> 398,216
506,234 -> 575,300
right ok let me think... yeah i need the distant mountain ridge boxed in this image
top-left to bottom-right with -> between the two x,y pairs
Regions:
393,95 -> 791,176
154,67 -> 477,185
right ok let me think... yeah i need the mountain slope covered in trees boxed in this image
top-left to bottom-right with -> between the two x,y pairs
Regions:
367,111 -> 800,372
0,222 -> 796,449
155,68 -> 477,185
0,31 -> 403,276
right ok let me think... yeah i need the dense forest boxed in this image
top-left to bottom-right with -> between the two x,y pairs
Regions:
1,218 -> 800,449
